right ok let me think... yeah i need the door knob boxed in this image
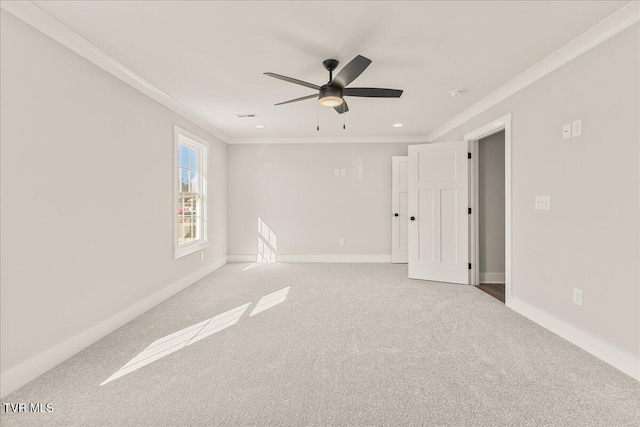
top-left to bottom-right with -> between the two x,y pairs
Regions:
394,213 -> 399,217
410,216 -> 415,221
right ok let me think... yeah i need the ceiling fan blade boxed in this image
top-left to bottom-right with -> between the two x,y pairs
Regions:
331,55 -> 372,88
334,100 -> 349,114
264,72 -> 320,90
343,87 -> 403,98
275,94 -> 318,106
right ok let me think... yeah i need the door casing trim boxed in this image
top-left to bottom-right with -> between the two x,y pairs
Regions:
465,113 -> 512,303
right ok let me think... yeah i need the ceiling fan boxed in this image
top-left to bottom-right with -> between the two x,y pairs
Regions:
264,55 -> 403,114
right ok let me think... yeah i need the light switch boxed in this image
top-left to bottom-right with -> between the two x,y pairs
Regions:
571,119 -> 582,137
562,124 -> 571,140
334,169 -> 339,176
535,196 -> 551,210
341,168 -> 347,176
573,288 -> 583,307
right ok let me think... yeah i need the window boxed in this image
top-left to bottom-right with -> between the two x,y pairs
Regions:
174,126 -> 209,258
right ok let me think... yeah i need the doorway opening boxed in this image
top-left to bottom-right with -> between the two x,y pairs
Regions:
475,131 -> 505,302
465,114 -> 512,304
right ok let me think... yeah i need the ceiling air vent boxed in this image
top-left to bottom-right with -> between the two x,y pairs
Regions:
235,113 -> 258,118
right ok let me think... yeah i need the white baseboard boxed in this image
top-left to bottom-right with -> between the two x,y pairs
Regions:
227,254 -> 257,262
507,296 -> 639,381
0,256 -> 229,398
228,254 -> 392,263
279,254 -> 392,263
479,272 -> 505,284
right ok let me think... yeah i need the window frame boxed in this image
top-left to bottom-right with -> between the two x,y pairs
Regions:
174,125 -> 209,259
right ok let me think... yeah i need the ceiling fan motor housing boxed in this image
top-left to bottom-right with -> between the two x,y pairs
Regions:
320,85 -> 342,98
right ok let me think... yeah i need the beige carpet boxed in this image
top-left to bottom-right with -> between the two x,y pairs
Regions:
2,263 -> 639,426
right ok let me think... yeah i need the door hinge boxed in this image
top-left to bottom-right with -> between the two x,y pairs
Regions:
468,207 -> 472,214
468,152 -> 472,159
468,263 -> 472,270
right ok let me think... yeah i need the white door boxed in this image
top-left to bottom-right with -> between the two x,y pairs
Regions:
391,156 -> 409,263
408,141 -> 469,284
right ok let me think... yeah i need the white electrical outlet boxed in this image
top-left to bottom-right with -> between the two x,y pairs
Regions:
334,169 -> 339,176
562,124 -> 571,140
339,238 -> 345,246
341,168 -> 347,176
535,196 -> 551,210
573,288 -> 583,307
571,119 -> 582,137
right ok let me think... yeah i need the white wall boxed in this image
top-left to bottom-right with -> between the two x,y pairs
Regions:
228,143 -> 410,259
478,131 -> 506,281
432,24 -> 639,358
0,11 -> 227,374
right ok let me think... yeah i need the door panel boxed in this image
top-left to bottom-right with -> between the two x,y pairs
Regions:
392,156 -> 409,263
418,190 -> 435,262
399,192 -> 409,249
399,161 -> 408,189
409,142 -> 469,284
440,189 -> 458,263
419,150 -> 457,182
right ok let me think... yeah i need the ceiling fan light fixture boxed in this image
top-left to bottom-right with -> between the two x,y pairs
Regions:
318,86 -> 344,108
319,95 -> 344,108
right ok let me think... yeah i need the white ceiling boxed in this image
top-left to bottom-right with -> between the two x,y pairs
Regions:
34,1 -> 628,140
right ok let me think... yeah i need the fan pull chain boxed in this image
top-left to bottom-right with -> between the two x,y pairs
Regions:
316,102 -> 320,131
343,108 -> 346,130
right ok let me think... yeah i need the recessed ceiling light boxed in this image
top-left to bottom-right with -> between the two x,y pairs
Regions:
392,123 -> 403,128
254,124 -> 265,129
450,89 -> 465,98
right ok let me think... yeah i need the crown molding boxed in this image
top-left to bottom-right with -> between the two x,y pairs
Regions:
427,1 -> 640,142
228,135 -> 428,145
1,1 -> 231,143
4,1 -> 638,146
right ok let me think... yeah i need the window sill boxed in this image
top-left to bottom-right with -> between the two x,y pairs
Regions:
175,241 -> 209,259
